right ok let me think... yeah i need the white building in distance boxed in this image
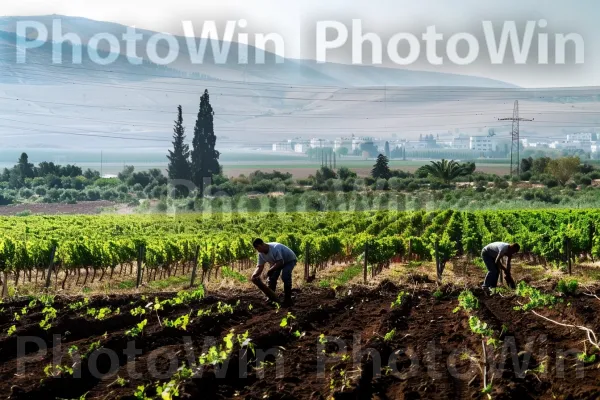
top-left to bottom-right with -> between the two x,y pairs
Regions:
309,138 -> 332,149
294,143 -> 307,153
334,137 -> 352,151
351,137 -> 372,151
272,142 -> 291,152
470,136 -> 497,152
550,141 -> 592,152
452,136 -> 470,149
567,132 -> 595,142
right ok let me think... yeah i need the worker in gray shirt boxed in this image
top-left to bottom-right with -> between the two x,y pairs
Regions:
482,242 -> 520,290
252,239 -> 297,306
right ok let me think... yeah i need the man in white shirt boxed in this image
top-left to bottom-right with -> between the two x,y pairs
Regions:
251,238 -> 297,306
481,242 -> 520,290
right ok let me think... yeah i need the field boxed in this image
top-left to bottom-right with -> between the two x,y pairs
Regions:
1,269 -> 599,400
0,210 -> 599,399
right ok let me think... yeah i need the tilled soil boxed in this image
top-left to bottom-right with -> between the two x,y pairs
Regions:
0,282 -> 599,400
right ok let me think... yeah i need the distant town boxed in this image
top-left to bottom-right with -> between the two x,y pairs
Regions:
271,132 -> 600,158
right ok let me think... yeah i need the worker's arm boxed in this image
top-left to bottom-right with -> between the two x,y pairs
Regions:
267,260 -> 285,276
251,263 -> 266,281
495,246 -> 509,266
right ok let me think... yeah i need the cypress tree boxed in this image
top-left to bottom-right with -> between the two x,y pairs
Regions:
191,90 -> 221,195
167,105 -> 191,182
384,141 -> 391,158
372,154 -> 391,179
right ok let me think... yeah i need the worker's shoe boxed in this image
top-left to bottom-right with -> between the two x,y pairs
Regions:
282,287 -> 294,307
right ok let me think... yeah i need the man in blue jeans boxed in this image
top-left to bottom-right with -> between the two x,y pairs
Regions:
482,242 -> 520,290
251,239 -> 297,306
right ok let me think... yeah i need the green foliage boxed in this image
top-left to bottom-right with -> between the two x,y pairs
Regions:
418,159 -> 469,184
383,329 -> 396,342
514,282 -> 561,311
319,333 -> 328,345
221,266 -> 248,283
391,291 -> 407,309
557,279 -> 579,295
126,319 -> 148,337
577,352 -> 596,364
130,307 -> 147,317
199,330 -> 253,366
7,325 -> 16,336
164,314 -> 190,331
454,290 -> 479,313
44,363 -> 74,378
68,298 -> 89,311
280,312 -> 296,328
469,316 -> 494,338
39,306 -> 57,331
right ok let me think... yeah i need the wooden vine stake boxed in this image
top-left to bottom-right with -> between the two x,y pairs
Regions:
435,240 -> 442,284
482,340 -> 488,393
136,245 -> 146,288
190,245 -> 200,287
567,237 -> 572,275
44,245 -> 57,290
1,271 -> 8,298
304,243 -> 310,282
363,241 -> 369,284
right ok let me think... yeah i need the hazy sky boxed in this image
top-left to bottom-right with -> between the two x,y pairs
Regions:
2,0 -> 599,87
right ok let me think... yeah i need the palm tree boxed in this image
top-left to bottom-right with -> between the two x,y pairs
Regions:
419,159 -> 466,184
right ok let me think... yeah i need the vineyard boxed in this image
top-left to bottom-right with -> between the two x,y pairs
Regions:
0,211 -> 599,399
0,209 -> 598,294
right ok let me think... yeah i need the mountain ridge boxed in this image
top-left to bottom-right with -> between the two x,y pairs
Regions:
0,15 -> 517,88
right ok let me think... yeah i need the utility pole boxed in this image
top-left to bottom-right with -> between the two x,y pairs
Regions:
498,100 -> 533,176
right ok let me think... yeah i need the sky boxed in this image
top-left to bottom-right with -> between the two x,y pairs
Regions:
2,0 -> 599,87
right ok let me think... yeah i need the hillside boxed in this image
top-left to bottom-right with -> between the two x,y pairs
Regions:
0,15 -> 597,152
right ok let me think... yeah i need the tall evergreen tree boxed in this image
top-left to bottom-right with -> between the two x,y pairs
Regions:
191,90 -> 221,195
384,141 -> 391,158
17,153 -> 34,179
167,105 -> 191,181
372,154 -> 391,179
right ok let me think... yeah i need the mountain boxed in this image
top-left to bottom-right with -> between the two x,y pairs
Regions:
0,15 -> 515,88
0,15 -> 598,154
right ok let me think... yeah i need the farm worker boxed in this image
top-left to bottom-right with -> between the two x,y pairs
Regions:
251,239 -> 297,306
481,242 -> 520,290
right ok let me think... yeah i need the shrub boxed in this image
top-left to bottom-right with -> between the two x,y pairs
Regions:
544,178 -> 559,188
101,189 -> 119,201
19,188 -> 34,199
156,200 -> 168,212
85,189 -> 101,201
557,279 -> 578,295
495,179 -> 509,189
519,171 -> 532,181
406,182 -> 419,192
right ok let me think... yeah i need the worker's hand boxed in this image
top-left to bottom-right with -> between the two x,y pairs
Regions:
251,267 -> 262,282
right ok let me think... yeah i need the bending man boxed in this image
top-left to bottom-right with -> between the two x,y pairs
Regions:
481,242 -> 520,290
252,239 -> 297,306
